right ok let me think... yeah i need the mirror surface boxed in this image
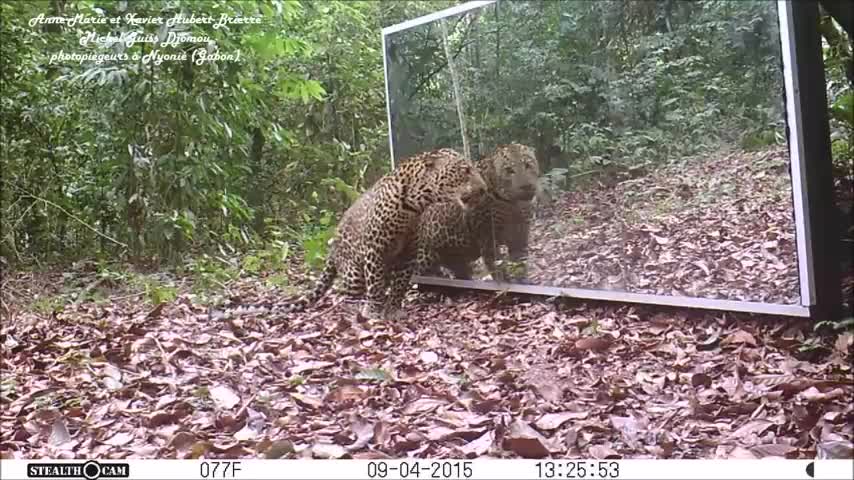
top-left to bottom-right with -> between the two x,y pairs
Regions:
385,0 -> 800,305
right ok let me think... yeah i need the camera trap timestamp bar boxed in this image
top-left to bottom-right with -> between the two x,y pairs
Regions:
1,459 -> 851,480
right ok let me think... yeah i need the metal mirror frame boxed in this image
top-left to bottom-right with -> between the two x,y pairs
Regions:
381,0 -> 841,319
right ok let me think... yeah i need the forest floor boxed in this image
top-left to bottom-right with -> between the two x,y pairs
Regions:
519,145 -> 798,304
2,266 -> 852,460
2,144 -> 852,460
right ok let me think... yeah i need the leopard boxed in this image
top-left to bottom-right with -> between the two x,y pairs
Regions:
283,147 -> 487,320
389,143 -> 540,304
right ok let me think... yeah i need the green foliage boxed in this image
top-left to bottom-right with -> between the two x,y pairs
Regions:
389,0 -> 787,178
581,319 -> 601,337
295,213 -> 335,271
0,378 -> 17,400
183,255 -> 239,293
355,367 -> 394,383
815,317 -> 854,333
1,0 -> 398,267
797,337 -> 826,355
1,0 -> 848,279
829,91 -> 853,125
541,167 -> 568,188
455,373 -> 471,389
193,386 -> 210,399
146,283 -> 178,305
92,263 -> 178,305
31,392 -> 60,410
495,259 -> 526,281
800,316 -> 852,356
820,12 -> 853,178
242,238 -> 291,274
825,68 -> 853,178
32,295 -> 65,315
265,274 -> 290,289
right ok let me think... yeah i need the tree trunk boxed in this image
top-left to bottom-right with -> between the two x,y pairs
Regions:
818,7 -> 854,87
248,127 -> 266,235
441,18 -> 470,161
819,0 -> 854,38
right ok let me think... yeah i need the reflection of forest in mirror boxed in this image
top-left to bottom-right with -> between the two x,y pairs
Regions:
386,0 -> 799,304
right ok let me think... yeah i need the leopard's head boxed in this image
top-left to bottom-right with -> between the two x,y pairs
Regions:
482,143 -> 540,202
398,148 -> 487,212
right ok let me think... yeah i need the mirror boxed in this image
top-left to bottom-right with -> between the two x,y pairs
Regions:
385,0 -> 800,306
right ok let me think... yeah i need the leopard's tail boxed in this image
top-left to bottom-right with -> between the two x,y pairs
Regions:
208,258 -> 338,321
284,259 -> 337,312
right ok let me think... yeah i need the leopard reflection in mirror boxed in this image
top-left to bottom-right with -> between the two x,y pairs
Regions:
408,143 -> 540,287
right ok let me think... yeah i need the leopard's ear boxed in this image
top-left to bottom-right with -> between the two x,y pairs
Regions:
421,152 -> 441,170
483,152 -> 499,185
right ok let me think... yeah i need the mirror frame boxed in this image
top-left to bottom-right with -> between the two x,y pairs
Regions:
381,1 -> 841,319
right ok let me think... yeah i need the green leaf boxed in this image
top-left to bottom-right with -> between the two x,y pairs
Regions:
355,368 -> 393,382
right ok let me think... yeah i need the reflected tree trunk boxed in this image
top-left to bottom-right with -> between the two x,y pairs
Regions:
441,18 -> 470,161
472,13 -> 483,159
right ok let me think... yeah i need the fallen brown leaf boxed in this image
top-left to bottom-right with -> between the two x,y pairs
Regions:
588,444 -> 620,459
209,385 -> 240,410
575,336 -> 613,352
535,411 -> 588,430
312,443 -> 349,459
750,443 -> 797,458
459,430 -> 494,458
102,432 -> 134,447
729,419 -> 773,439
722,329 -> 757,347
403,397 -> 445,415
502,419 -> 550,458
291,393 -> 324,409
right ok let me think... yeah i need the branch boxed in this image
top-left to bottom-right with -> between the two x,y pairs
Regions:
9,184 -> 128,249
820,0 -> 854,38
406,17 -> 482,101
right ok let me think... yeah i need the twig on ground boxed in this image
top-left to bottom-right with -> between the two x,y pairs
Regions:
109,292 -> 146,301
304,296 -> 348,323
71,277 -> 106,308
235,393 -> 259,420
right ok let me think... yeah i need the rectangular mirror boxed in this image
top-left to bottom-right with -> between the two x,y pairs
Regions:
383,0 -> 812,316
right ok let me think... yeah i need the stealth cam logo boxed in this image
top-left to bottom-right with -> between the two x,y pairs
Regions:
27,461 -> 129,480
